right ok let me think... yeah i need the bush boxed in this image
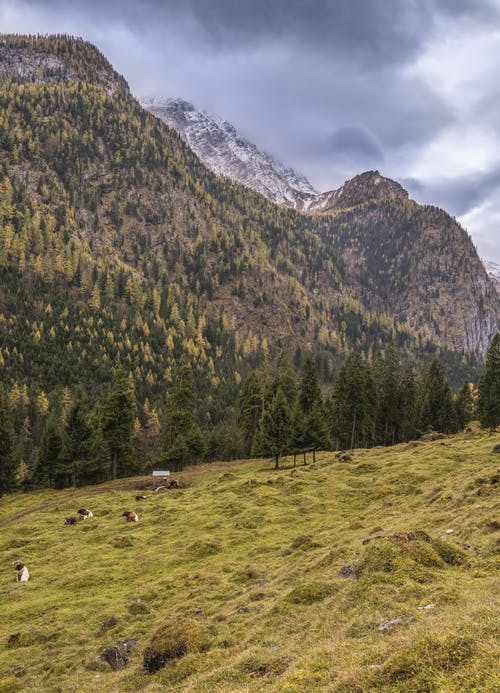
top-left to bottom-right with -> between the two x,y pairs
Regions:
377,634 -> 475,686
143,617 -> 210,673
285,582 -> 333,605
431,539 -> 469,566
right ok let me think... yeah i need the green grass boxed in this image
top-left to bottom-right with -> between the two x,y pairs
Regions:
0,425 -> 499,691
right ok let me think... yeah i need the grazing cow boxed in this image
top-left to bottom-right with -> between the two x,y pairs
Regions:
122,511 -> 139,522
15,562 -> 29,582
77,508 -> 93,519
135,495 -> 147,501
64,516 -> 77,525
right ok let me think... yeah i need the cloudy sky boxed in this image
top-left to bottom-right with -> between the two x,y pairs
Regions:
1,0 -> 500,263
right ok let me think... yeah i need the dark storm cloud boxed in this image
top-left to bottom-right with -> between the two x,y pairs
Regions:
328,126 -> 384,166
411,167 -> 500,216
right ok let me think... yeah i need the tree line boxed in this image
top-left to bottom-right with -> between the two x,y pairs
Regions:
0,334 -> 498,495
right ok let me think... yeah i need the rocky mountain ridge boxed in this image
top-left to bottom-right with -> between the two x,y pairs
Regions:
0,32 -> 497,411
140,96 -> 319,208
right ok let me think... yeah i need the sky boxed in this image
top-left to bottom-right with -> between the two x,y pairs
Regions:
1,0 -> 499,263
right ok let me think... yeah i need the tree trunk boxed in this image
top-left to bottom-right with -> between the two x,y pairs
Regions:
350,412 -> 357,450
275,453 -> 279,470
312,449 -> 316,464
303,451 -> 306,465
293,453 -> 296,467
112,450 -> 117,480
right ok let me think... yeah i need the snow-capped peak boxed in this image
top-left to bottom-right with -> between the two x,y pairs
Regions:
140,96 -> 318,208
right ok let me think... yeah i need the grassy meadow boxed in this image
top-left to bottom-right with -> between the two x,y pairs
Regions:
0,426 -> 499,692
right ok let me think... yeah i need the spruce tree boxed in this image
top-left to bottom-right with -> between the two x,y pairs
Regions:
0,385 -> 17,495
34,414 -> 63,488
163,363 -> 196,449
477,333 -> 500,430
418,358 -> 456,434
58,401 -> 95,487
239,372 -> 263,454
102,367 -> 136,479
299,355 -> 322,415
262,386 -> 291,469
330,355 -> 376,449
455,382 -> 475,430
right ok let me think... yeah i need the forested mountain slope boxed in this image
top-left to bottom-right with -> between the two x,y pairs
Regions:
0,34 -> 497,427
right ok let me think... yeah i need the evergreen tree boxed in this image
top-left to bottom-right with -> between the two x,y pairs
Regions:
33,414 -> 63,488
477,333 -> 500,430
298,355 -> 321,415
455,382 -> 475,430
57,401 -> 95,487
374,345 -> 403,445
163,363 -> 196,448
261,386 -> 291,469
418,358 -> 456,434
330,355 -> 376,449
239,372 -> 263,453
0,385 -> 17,495
399,367 -> 417,442
101,367 -> 136,479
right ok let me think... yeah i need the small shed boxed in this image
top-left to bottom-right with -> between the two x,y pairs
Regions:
152,470 -> 170,489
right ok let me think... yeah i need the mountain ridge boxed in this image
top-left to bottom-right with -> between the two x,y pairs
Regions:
0,32 -> 497,427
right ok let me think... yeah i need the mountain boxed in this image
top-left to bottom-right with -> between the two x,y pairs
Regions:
0,33 -> 497,425
140,96 -> 319,208
485,260 -> 500,292
308,169 -> 409,212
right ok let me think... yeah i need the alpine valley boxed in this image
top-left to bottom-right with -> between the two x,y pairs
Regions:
0,35 -> 498,456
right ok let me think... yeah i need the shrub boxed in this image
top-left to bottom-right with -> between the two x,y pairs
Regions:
377,634 -> 475,686
285,582 -> 333,605
143,617 -> 210,673
431,539 -> 469,566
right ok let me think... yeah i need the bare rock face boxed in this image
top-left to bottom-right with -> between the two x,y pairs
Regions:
308,170 -> 409,212
0,36 -> 129,96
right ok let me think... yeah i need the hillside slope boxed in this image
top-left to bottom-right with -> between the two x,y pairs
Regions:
0,33 -> 497,427
0,428 -> 498,691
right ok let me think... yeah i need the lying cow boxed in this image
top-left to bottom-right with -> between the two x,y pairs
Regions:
64,516 -> 77,525
15,562 -> 30,582
135,495 -> 147,501
122,511 -> 139,522
155,479 -> 180,491
77,508 -> 93,519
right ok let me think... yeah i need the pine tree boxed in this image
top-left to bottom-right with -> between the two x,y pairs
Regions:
102,366 -> 136,479
477,333 -> 500,430
261,386 -> 291,469
418,358 -> 456,434
0,385 -> 17,495
298,355 -> 321,415
455,382 -> 475,430
330,355 -> 376,449
34,414 -> 63,488
239,372 -> 263,453
163,363 -> 196,449
57,401 -> 95,487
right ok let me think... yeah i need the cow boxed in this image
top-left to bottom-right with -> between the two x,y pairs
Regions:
15,562 -> 29,582
155,479 -> 180,491
64,516 -> 77,525
135,495 -> 147,501
77,508 -> 93,519
122,511 -> 139,522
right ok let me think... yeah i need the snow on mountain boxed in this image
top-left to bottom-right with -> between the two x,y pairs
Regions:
484,260 -> 500,292
140,96 -> 318,208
